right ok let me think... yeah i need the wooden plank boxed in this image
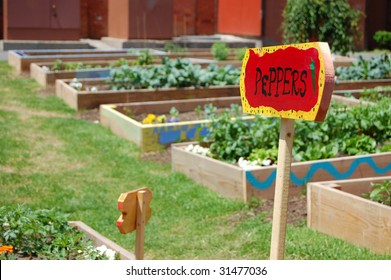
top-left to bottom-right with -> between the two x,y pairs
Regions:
68,221 -> 135,260
270,118 -> 295,260
307,177 -> 391,254
135,190 -> 147,260
172,143 -> 244,200
335,79 -> 391,90
100,104 -> 143,147
246,152 -> 391,197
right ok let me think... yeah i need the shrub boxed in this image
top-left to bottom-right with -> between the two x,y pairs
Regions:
282,0 -> 362,55
373,30 -> 391,50
211,42 -> 230,61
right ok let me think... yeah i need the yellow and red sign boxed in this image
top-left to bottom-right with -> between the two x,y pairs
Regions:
240,42 -> 334,121
116,187 -> 152,234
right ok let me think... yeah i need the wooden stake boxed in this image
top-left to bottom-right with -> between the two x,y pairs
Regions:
270,118 -> 295,260
135,190 -> 147,260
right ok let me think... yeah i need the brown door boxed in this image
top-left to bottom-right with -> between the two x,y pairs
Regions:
196,0 -> 216,35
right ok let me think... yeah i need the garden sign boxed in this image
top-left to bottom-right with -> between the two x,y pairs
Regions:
240,42 -> 335,259
116,187 -> 152,260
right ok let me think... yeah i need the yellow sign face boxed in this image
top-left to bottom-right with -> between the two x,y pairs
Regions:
240,42 -> 335,121
116,187 -> 152,234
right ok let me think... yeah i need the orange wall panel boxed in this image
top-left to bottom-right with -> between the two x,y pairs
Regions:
108,0 -> 130,39
217,0 -> 261,36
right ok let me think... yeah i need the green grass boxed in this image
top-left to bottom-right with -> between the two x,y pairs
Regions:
0,61 -> 390,260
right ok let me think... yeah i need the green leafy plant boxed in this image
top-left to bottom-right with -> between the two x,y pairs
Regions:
169,107 -> 179,122
133,50 -> 155,66
248,147 -> 279,165
363,180 -> 391,206
163,42 -> 186,53
235,48 -> 247,60
64,62 -> 85,71
0,205 -> 118,260
204,97 -> 391,164
335,54 -> 391,81
374,30 -> 391,50
211,42 -> 230,61
107,58 -> 241,91
282,0 -> 362,55
110,58 -> 130,68
51,59 -> 64,71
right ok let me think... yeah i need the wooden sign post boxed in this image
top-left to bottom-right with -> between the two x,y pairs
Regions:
240,42 -> 334,260
116,187 -> 152,260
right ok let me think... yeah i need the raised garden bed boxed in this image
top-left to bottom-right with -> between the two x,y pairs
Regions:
56,77 -> 391,110
100,96 -> 247,153
30,59 -> 241,88
69,221 -> 135,260
9,48 -> 239,74
100,95 -> 369,153
172,144 -> 391,201
56,78 -> 240,110
8,48 -> 166,74
307,176 -> 391,255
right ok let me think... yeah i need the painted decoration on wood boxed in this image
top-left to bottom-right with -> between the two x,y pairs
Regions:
240,42 -> 335,121
116,187 -> 152,234
245,154 -> 391,190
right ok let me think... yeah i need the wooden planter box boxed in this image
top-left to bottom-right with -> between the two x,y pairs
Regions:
171,143 -> 391,202
56,75 -> 386,110
100,94 -> 369,153
99,97 -> 249,153
9,48 -> 237,74
55,78 -> 241,110
31,59 -> 241,88
8,48 -> 166,74
68,221 -> 135,260
307,176 -> 391,255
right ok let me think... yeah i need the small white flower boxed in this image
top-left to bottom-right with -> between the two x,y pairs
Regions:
261,159 -> 272,166
104,248 -> 117,260
42,66 -> 50,72
2,222 -> 10,229
70,78 -> 83,90
185,144 -> 194,152
90,86 -> 98,92
96,245 -> 116,260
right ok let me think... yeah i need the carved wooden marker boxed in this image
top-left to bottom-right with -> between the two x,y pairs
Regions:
240,42 -> 334,259
116,187 -> 152,260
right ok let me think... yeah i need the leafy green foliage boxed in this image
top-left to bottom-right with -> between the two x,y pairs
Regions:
50,59 -> 102,71
374,30 -> 391,50
282,0 -> 362,55
163,42 -> 187,53
363,180 -> 391,206
0,205 -> 113,260
107,57 -> 240,90
211,42 -> 230,61
335,54 -> 391,80
51,59 -> 64,71
248,147 -> 279,165
205,98 -> 391,163
353,86 -> 391,102
235,48 -> 247,60
133,49 -> 156,66
205,113 -> 280,163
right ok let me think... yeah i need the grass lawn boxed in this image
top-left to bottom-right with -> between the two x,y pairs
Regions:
0,61 -> 390,260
